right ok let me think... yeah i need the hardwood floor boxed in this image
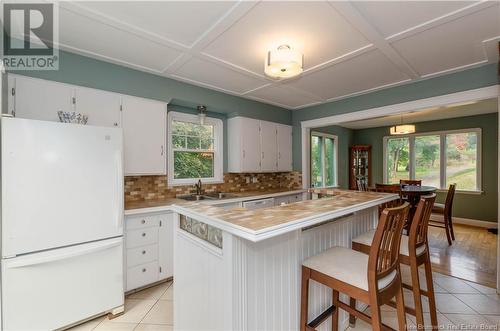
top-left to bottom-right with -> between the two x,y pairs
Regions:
428,224 -> 497,288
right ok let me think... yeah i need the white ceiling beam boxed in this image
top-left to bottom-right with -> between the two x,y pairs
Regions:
329,1 -> 420,80
386,0 -> 498,42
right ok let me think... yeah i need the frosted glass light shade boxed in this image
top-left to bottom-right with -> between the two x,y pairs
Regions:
390,124 -> 416,135
264,45 -> 303,79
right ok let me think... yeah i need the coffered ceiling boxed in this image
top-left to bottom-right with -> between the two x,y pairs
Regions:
57,1 -> 500,110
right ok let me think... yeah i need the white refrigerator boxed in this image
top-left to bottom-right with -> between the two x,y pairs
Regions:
1,117 -> 125,330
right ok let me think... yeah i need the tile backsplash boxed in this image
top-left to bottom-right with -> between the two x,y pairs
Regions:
124,172 -> 302,203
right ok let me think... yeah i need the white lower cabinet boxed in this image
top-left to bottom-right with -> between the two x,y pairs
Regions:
125,212 -> 173,291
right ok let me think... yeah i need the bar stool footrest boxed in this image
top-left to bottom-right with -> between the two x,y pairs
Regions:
307,305 -> 335,330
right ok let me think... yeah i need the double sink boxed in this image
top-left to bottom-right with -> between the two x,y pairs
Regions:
178,192 -> 239,201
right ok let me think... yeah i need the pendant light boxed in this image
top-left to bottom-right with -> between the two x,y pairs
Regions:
264,45 -> 303,79
390,113 -> 415,135
197,105 -> 207,125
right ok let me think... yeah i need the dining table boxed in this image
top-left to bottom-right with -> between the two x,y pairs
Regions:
400,185 -> 437,228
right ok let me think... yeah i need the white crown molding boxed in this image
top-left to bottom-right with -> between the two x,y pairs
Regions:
56,42 -> 166,75
300,85 -> 500,128
420,60 -> 490,79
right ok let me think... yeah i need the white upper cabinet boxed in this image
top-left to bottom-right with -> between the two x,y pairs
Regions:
122,96 -> 167,175
11,75 -> 74,121
228,116 -> 292,173
277,124 -> 293,171
8,75 -> 168,176
74,87 -> 121,127
228,117 -> 261,173
259,120 -> 278,172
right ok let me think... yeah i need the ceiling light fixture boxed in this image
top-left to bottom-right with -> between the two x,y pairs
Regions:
197,105 -> 207,125
390,113 -> 415,135
264,44 -> 303,79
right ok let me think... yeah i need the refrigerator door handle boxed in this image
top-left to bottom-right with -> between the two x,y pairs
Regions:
114,151 -> 124,230
5,238 -> 122,269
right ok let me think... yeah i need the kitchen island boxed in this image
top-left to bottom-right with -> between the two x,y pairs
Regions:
169,189 -> 397,331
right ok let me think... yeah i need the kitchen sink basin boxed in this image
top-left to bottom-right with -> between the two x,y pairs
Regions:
178,192 -> 238,201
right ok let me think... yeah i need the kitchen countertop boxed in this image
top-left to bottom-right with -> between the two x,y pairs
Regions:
174,190 -> 397,242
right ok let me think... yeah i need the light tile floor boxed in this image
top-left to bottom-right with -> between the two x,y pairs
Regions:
69,266 -> 500,331
349,265 -> 500,330
68,281 -> 173,331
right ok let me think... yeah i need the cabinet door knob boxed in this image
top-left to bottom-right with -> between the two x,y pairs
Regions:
142,268 -> 146,273
142,250 -> 146,255
142,233 -> 146,237
141,219 -> 146,224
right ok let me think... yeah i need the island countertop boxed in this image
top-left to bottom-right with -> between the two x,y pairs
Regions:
171,190 -> 397,242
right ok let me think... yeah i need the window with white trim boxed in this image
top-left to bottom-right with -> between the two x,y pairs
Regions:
168,112 -> 223,186
383,128 -> 481,191
310,131 -> 338,188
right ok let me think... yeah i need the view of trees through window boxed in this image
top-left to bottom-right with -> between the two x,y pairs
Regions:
446,132 -> 477,190
385,130 -> 479,190
311,133 -> 336,188
171,120 -> 215,179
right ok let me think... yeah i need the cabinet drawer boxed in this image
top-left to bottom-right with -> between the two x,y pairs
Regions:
127,244 -> 158,268
126,261 -> 158,291
126,227 -> 158,249
126,215 -> 159,230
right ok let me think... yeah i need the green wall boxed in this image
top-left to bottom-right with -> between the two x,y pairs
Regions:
353,113 -> 498,222
8,50 -> 291,125
313,125 -> 353,189
292,63 -> 499,171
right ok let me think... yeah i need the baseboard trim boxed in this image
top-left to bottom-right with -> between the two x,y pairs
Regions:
432,214 -> 498,228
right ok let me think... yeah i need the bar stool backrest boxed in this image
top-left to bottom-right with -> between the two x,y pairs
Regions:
368,202 -> 410,289
409,194 -> 436,253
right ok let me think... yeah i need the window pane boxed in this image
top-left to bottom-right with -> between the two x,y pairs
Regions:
172,135 -> 186,149
200,138 -> 214,150
415,135 -> 440,187
187,136 -> 200,149
386,137 -> 409,183
174,151 -> 214,179
324,137 -> 335,186
446,132 -> 477,190
311,136 -> 323,187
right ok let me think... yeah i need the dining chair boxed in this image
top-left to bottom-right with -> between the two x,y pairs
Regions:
352,194 -> 438,330
375,184 -> 403,216
400,179 -> 422,186
300,203 -> 410,331
429,183 -> 456,245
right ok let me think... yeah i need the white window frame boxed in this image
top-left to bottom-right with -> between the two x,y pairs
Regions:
383,128 -> 482,193
167,111 -> 223,186
310,131 -> 339,188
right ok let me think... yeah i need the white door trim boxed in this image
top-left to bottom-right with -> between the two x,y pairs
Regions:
299,84 -> 500,292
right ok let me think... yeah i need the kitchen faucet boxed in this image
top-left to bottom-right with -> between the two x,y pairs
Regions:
194,179 -> 203,196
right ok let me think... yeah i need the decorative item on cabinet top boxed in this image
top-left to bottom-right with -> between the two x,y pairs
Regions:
57,111 -> 88,125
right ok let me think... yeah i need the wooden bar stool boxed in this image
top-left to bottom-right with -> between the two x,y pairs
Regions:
429,183 -> 456,245
300,202 -> 410,331
352,194 -> 437,330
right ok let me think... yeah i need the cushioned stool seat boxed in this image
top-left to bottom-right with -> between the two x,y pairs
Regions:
352,230 -> 427,257
302,246 -> 397,291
